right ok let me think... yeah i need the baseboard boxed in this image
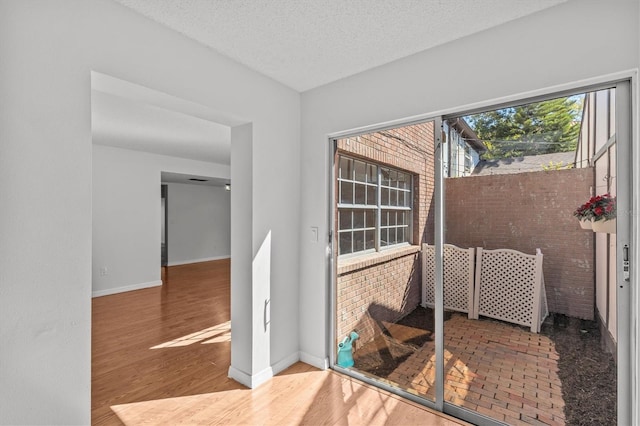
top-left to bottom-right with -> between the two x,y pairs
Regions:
92,280 -> 163,298
227,352 -> 300,389
228,365 -> 273,389
271,352 -> 301,376
167,255 -> 230,267
299,351 -> 329,370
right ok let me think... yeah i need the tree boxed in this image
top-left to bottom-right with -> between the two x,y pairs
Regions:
465,96 -> 584,159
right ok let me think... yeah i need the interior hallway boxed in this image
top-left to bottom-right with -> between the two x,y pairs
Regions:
92,259 -> 466,425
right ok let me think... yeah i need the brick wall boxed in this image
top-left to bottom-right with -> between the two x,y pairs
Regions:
445,167 -> 595,319
337,247 -> 421,346
336,122 -> 435,345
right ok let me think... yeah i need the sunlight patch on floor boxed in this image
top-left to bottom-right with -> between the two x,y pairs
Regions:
201,330 -> 231,344
111,388 -> 247,425
150,320 -> 231,349
111,366 -> 466,425
110,370 -> 324,425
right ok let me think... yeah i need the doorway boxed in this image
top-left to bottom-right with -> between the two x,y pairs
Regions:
90,71 -> 238,421
330,80 -> 632,425
161,184 -> 168,267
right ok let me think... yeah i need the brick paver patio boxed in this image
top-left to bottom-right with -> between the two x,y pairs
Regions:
355,313 -> 566,425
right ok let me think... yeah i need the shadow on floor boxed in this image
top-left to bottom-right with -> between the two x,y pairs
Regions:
352,307 -> 616,426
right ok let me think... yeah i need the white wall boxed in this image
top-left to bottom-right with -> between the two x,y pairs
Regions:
0,0 -> 300,423
92,145 -> 229,296
166,182 -> 231,266
298,0 -> 639,399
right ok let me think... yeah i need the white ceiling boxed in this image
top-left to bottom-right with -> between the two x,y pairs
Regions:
91,72 -> 231,164
111,0 -> 566,92
92,91 -> 231,164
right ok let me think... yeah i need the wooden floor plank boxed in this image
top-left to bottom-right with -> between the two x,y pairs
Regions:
93,259 -> 468,425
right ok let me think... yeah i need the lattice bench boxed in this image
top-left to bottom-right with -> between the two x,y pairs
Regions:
422,244 -> 549,333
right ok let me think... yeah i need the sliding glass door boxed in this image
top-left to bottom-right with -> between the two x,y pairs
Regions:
330,119 -> 439,408
329,80 -> 632,426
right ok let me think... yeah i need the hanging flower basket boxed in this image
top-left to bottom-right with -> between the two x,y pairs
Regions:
592,218 -> 616,234
573,194 -> 616,232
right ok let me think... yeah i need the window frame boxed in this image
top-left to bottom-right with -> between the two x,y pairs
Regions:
337,155 -> 413,258
464,145 -> 473,175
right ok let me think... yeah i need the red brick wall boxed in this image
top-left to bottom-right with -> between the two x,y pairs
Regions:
335,122 -> 435,345
337,248 -> 421,345
336,122 -> 435,245
444,167 -> 595,319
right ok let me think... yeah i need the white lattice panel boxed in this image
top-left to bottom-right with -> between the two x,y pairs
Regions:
538,275 -> 549,329
473,248 -> 548,333
422,244 -> 474,316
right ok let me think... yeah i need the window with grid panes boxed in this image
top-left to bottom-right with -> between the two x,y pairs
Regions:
337,155 -> 413,256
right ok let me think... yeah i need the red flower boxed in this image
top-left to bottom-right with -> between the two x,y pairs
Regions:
574,193 -> 616,221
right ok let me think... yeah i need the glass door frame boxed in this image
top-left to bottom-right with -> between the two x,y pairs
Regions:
614,79 -> 632,426
440,77 -> 633,424
327,116 -> 502,425
327,76 -> 635,426
327,116 -> 447,413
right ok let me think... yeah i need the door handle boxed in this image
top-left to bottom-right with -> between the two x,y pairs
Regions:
623,244 -> 630,282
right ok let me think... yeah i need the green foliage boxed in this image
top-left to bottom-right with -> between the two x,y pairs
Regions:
466,96 -> 584,160
541,161 -> 574,171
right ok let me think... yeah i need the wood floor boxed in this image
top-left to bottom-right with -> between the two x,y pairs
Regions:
92,259 -> 467,425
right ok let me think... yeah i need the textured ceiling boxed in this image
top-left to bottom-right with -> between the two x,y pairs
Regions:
111,0 -> 565,91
